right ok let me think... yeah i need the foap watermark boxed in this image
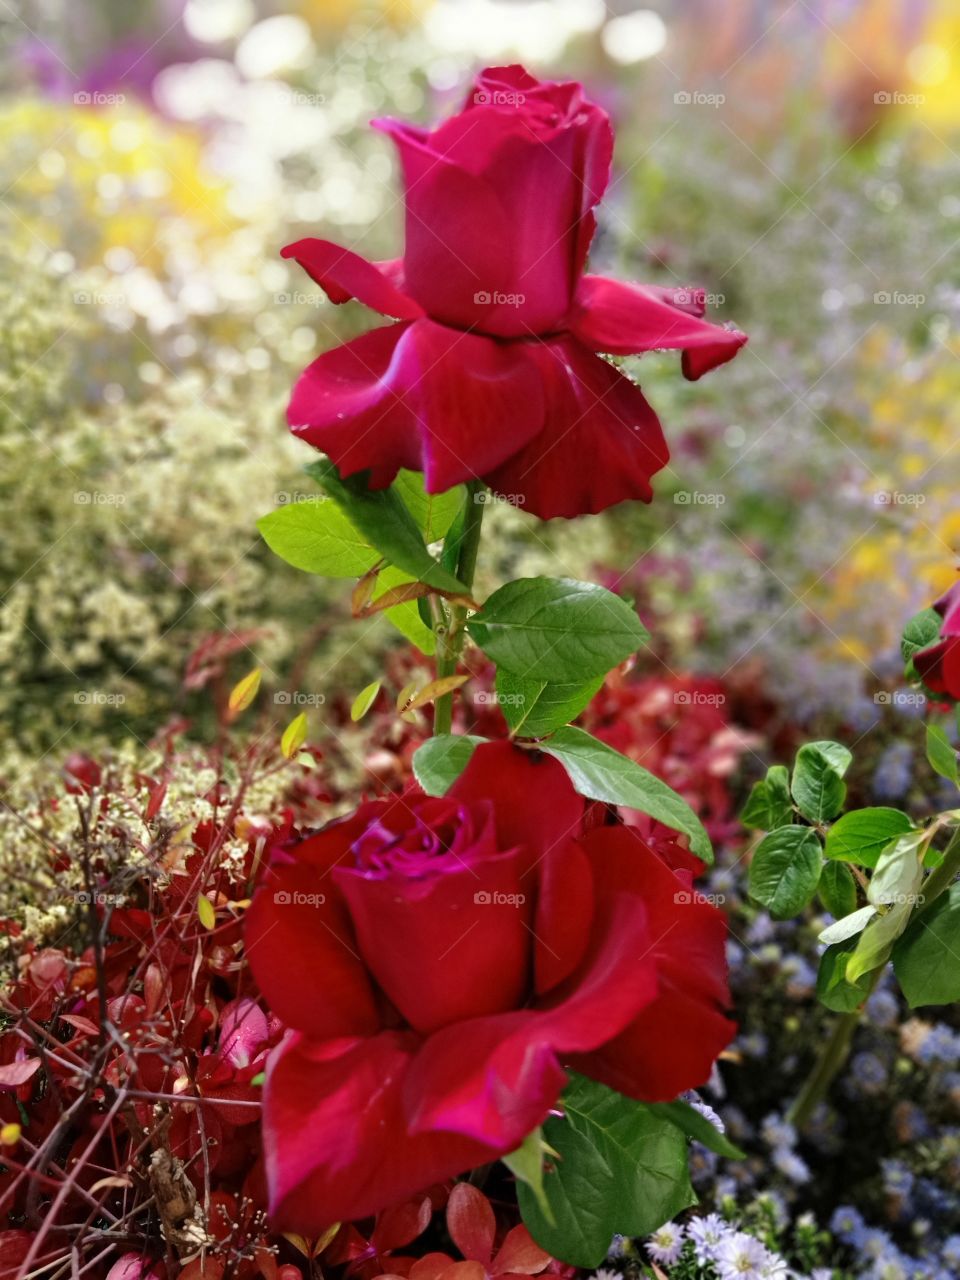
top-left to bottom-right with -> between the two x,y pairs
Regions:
874,690 -> 927,709
74,890 -> 124,906
473,89 -> 525,107
474,491 -> 526,507
475,690 -> 525,707
873,291 -> 925,307
273,890 -> 326,907
874,91 -> 925,107
874,489 -> 925,507
674,90 -> 725,108
74,490 -> 126,506
275,291 -> 327,306
674,288 -> 725,307
274,491 -> 327,506
474,290 -> 525,309
73,290 -> 127,308
674,889 -> 726,907
74,91 -> 126,106
274,691 -> 326,707
675,690 -> 726,707
674,490 -> 726,507
474,890 -> 526,907
74,691 -> 126,706
281,91 -> 327,107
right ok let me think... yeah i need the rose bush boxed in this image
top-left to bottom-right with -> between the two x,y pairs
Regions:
246,741 -> 733,1231
915,580 -> 960,699
281,65 -> 746,518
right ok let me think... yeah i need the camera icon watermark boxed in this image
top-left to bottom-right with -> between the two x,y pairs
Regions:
274,491 -> 327,506
274,690 -> 326,707
473,491 -> 526,506
274,291 -> 326,306
473,290 -> 526,309
273,890 -> 326,906
474,890 -> 526,906
475,690 -> 525,706
874,690 -> 927,708
674,490 -> 726,507
74,891 -> 124,906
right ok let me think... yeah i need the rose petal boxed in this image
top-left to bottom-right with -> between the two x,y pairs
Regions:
263,1031 -> 496,1231
569,275 -> 748,379
281,239 -> 423,319
482,337 -> 669,518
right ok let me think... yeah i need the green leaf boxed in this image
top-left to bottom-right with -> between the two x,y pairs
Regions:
747,826 -> 823,919
824,807 -> 915,868
843,833 -> 924,983
258,499 -> 377,577
412,735 -> 486,796
819,860 -> 858,919
307,459 -> 467,594
502,1128 -> 556,1226
391,470 -> 465,543
926,723 -> 959,785
817,938 -> 874,1012
350,681 -> 381,723
515,1074 -> 695,1268
819,905 -> 877,947
740,765 -> 793,831
894,883 -> 960,1007
647,1100 -> 745,1160
467,578 -> 649,683
901,606 -> 942,663
540,727 -> 712,863
496,671 -> 603,738
791,741 -> 852,823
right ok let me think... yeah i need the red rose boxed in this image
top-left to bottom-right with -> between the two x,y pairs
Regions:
282,65 -> 747,519
915,580 -> 960,699
246,742 -> 733,1231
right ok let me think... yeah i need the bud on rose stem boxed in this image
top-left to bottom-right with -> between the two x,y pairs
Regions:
788,825 -> 960,1131
433,482 -> 486,736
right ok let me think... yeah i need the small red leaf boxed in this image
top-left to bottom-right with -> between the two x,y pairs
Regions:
447,1184 -> 495,1266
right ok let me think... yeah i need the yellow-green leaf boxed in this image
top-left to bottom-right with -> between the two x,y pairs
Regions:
281,712 -> 308,759
351,681 -> 381,722
197,894 -> 216,930
228,668 -> 262,714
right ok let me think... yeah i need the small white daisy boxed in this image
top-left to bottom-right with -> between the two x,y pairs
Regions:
687,1213 -> 729,1264
716,1231 -> 770,1280
589,1268 -> 619,1280
646,1221 -> 686,1267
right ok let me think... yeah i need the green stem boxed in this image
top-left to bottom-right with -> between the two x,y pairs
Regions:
788,824 -> 960,1130
432,482 -> 485,736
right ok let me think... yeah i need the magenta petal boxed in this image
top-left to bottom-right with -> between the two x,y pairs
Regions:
263,1031 -> 496,1232
281,238 -> 423,319
287,321 -> 421,487
570,275 -> 748,378
482,337 -> 669,519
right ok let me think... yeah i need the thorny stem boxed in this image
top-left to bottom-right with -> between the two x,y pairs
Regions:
432,482 -> 485,736
788,824 -> 960,1130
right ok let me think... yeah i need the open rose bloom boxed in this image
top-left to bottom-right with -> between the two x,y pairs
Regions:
283,65 -> 747,518
247,743 -> 734,1231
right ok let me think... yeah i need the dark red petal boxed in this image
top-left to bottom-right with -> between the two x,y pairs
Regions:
403,892 -> 657,1147
263,1032 -> 496,1232
569,275 -> 747,379
245,863 -> 380,1040
281,238 -> 423,319
287,321 -> 421,486
333,845 -> 532,1035
533,837 -> 594,995
446,1183 -> 495,1265
449,742 -> 584,864
571,825 -> 734,1100
404,321 -> 545,493
482,338 -> 669,519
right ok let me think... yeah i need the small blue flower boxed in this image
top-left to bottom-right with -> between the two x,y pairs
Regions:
831,1205 -> 865,1244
